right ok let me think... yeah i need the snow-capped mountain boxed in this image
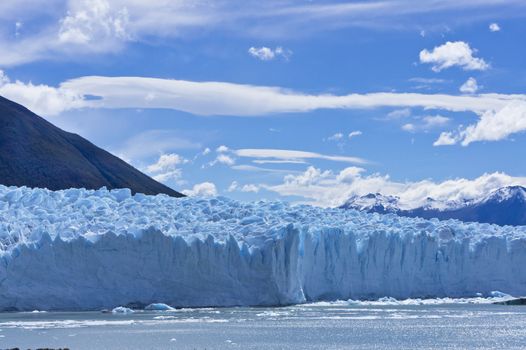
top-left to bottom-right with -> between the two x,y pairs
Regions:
340,186 -> 526,226
0,96 -> 183,197
341,193 -> 402,213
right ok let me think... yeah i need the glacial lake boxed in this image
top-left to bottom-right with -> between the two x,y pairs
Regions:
0,301 -> 525,349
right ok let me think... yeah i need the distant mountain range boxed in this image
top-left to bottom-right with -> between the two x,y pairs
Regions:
340,186 -> 526,226
0,95 -> 183,197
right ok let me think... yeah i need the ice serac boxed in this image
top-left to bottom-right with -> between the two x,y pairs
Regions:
0,185 -> 525,310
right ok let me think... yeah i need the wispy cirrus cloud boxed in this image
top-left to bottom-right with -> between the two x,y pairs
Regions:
253,159 -> 307,165
231,164 -> 301,174
233,148 -> 368,165
57,75 -> 522,116
2,72 -> 526,147
402,115 -> 450,133
408,78 -> 448,84
58,76 -> 526,147
227,181 -> 260,193
112,129 -> 201,161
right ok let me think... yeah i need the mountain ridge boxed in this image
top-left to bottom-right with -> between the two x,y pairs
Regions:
340,186 -> 526,226
0,95 -> 183,197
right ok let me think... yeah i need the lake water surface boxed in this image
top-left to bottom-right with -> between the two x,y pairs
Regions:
0,301 -> 525,349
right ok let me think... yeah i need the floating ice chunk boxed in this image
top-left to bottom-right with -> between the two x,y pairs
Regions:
489,291 -> 512,298
112,306 -> 134,314
154,316 -> 176,320
145,303 -> 176,311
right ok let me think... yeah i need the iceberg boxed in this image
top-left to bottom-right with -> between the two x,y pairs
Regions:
112,306 -> 134,314
0,185 -> 525,311
145,303 -> 175,311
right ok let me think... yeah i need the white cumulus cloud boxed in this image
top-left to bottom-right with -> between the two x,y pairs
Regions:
433,131 -> 458,146
0,70 -> 85,116
0,0 -> 132,66
145,153 -> 187,184
152,171 -> 182,183
489,23 -> 501,32
146,153 -> 186,173
183,182 -> 217,197
327,132 -> 344,141
403,115 -> 450,133
227,181 -> 260,193
348,130 -> 362,139
459,101 -> 526,145
59,0 -> 130,45
459,77 -> 479,94
216,145 -> 229,153
434,101 -> 526,146
0,70 -> 9,85
227,181 -> 239,192
215,154 -> 235,166
419,41 -> 489,72
386,108 -> 411,120
241,184 -> 260,193
248,46 -> 292,61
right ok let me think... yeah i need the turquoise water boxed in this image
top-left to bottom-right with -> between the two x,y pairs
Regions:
0,303 -> 525,349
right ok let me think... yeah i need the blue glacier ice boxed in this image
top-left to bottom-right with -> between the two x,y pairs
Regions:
0,185 -> 525,311
145,303 -> 175,311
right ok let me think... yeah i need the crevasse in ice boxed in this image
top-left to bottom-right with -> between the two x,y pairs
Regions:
0,185 -> 525,310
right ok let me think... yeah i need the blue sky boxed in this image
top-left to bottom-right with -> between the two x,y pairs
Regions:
1,0 -> 526,206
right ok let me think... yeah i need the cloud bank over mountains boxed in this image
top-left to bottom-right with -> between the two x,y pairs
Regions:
263,166 -> 526,208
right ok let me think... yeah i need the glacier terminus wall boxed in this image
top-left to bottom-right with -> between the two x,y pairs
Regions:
0,185 -> 525,310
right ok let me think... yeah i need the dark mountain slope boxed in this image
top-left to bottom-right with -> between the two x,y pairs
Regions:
0,95 -> 183,197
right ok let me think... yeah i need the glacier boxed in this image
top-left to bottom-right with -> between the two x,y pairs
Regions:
0,185 -> 525,311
